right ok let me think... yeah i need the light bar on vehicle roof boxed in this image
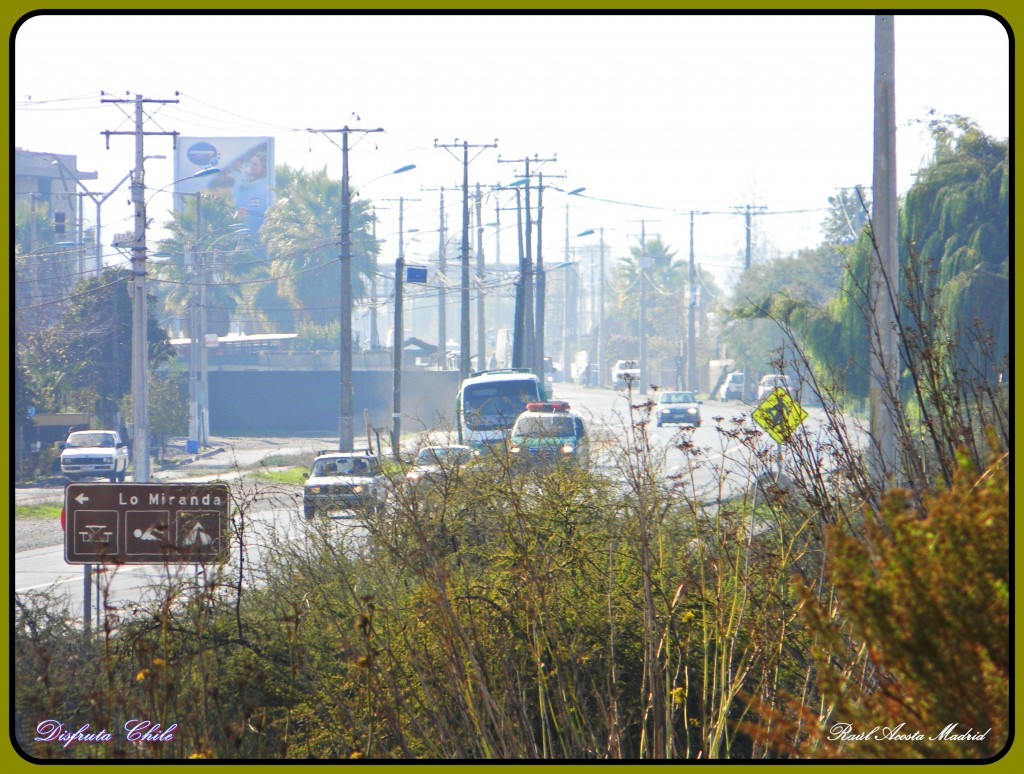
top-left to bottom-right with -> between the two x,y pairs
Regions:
525,401 -> 571,412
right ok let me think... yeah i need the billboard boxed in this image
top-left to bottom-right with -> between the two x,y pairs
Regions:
174,137 -> 275,235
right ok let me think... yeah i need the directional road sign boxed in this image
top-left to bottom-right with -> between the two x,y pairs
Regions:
751,387 -> 808,444
64,483 -> 230,565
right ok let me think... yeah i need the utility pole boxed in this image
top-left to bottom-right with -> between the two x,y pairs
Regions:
438,189 -> 447,369
420,185 -> 451,368
311,125 -> 384,451
386,196 -> 416,460
436,138 -> 497,380
499,153 -> 556,381
102,93 -> 179,482
629,219 -> 657,396
511,186 -> 527,368
475,183 -> 486,370
687,211 -> 700,391
733,203 -> 766,400
562,204 -> 572,387
870,14 -> 900,487
531,171 -> 566,387
639,221 -> 648,396
597,227 -> 606,388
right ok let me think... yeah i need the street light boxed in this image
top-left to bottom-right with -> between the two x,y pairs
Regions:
184,219 -> 251,452
576,228 -> 608,387
49,154 -> 165,276
130,164 -> 220,483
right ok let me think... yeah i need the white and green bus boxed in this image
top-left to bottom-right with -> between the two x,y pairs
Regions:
455,369 -> 544,450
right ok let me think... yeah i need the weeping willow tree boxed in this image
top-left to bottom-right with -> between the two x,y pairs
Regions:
796,115 -> 1008,400
792,115 -> 1008,486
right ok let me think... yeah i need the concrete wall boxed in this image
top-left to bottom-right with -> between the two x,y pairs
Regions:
209,370 -> 461,437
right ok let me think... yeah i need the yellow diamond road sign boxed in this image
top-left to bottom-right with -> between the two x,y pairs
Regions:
752,387 -> 808,444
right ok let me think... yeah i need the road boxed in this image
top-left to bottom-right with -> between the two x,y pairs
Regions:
15,383 -> 840,627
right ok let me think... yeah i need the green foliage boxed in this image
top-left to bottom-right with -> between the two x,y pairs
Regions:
294,320 -> 340,351
261,165 -> 379,326
799,116 -> 1009,400
16,268 -> 173,427
152,193 -> 255,336
118,364 -> 187,461
777,450 -> 1009,759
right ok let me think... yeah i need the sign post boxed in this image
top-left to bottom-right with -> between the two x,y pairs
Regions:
64,482 -> 230,566
751,387 -> 808,477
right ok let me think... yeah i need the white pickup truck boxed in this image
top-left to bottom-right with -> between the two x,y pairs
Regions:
60,430 -> 129,482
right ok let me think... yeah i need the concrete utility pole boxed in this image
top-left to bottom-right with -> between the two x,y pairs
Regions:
687,211 -> 699,391
436,139 -> 497,380
531,171 -> 566,387
475,183 -> 486,369
102,93 -> 179,483
733,203 -> 766,399
437,189 -> 447,368
499,153 -> 556,380
870,14 -> 900,487
639,221 -> 648,396
511,186 -> 526,368
562,204 -> 573,386
391,197 -> 409,459
597,228 -> 607,387
629,219 -> 657,396
311,125 -> 384,451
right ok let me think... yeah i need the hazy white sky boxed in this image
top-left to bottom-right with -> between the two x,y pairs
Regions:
12,11 -> 1011,288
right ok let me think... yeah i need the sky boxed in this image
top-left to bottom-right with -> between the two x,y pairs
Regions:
12,11 -> 1012,293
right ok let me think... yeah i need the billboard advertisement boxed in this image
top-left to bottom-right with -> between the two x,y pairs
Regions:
174,137 -> 274,235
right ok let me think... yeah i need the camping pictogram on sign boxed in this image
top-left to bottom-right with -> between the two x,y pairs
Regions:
751,387 -> 808,444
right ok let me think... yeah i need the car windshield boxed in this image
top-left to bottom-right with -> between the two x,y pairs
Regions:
313,457 -> 378,476
67,433 -> 115,448
513,415 -> 576,438
462,381 -> 539,430
660,392 -> 696,404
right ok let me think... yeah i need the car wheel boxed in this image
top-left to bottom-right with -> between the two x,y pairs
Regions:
303,505 -> 316,520
656,420 -> 663,427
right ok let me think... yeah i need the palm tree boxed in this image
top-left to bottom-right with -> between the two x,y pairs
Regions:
153,193 -> 255,336
260,165 -> 379,327
612,236 -> 684,340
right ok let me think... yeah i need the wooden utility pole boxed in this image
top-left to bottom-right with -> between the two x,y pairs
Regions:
310,125 -> 383,450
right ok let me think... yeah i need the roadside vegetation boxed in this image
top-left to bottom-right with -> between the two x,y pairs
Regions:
14,117 -> 1007,760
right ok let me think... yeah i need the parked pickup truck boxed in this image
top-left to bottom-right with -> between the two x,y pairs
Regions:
60,430 -> 129,482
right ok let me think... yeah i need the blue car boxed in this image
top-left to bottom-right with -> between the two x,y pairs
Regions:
656,391 -> 702,427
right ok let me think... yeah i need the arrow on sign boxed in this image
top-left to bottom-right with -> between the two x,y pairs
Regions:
75,493 -> 90,505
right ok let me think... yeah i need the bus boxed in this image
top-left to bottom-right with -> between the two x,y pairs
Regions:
455,369 -> 544,450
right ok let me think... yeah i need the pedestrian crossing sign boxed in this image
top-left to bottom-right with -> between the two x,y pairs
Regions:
752,387 -> 807,444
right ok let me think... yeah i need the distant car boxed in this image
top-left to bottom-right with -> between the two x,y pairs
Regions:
612,359 -> 640,390
303,451 -> 385,519
719,372 -> 745,401
60,430 -> 129,482
756,374 -> 791,401
510,401 -> 590,468
656,391 -> 702,427
405,444 -> 480,489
